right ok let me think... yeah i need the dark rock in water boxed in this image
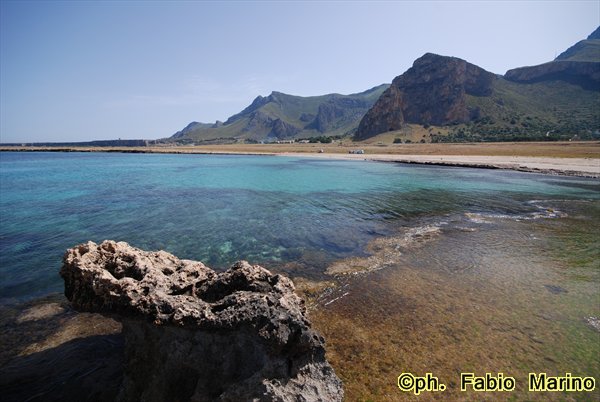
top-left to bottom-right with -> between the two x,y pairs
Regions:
60,240 -> 343,402
543,284 -> 568,294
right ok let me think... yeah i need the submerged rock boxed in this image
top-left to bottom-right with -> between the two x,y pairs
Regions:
60,240 -> 343,402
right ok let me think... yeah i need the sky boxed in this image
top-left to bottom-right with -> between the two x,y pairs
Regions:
1,1 -> 598,143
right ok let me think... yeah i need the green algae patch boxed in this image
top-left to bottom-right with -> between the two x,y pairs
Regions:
310,206 -> 600,401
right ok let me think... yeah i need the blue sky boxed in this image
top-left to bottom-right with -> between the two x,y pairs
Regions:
1,1 -> 598,143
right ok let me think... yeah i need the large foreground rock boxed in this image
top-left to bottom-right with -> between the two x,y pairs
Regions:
60,240 -> 343,402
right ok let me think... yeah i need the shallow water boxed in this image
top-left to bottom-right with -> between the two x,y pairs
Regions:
311,201 -> 599,401
0,152 -> 599,400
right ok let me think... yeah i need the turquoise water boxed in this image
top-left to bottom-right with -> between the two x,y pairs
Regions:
1,151 -> 599,303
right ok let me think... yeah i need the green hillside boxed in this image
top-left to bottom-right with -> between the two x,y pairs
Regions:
169,84 -> 388,144
434,78 -> 600,142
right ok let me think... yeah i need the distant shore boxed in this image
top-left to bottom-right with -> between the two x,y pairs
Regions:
1,141 -> 599,178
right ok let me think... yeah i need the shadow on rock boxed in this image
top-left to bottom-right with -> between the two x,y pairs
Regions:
0,333 -> 124,402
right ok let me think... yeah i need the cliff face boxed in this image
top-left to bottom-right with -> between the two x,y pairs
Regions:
61,240 -> 343,402
355,85 -> 405,138
356,53 -> 494,139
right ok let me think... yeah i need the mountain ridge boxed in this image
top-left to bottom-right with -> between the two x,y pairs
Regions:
170,84 -> 389,143
355,27 -> 600,142
171,26 -> 599,144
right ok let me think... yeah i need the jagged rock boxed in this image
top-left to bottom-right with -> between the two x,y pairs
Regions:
60,240 -> 343,402
356,53 -> 495,139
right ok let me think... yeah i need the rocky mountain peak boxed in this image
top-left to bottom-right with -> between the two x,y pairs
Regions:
356,53 -> 495,139
588,26 -> 600,40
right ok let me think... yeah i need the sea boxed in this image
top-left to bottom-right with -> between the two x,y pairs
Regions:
0,151 -> 598,401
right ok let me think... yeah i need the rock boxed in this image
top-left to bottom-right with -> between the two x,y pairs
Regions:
356,84 -> 405,138
356,53 -> 495,139
60,240 -> 343,402
584,316 -> 600,332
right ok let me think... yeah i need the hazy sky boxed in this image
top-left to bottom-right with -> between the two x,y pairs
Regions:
1,1 -> 598,142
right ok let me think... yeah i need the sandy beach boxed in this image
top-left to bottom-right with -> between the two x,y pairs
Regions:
281,152 -> 600,177
2,141 -> 599,177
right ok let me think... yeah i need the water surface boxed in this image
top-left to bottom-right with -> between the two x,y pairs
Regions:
0,151 -> 598,401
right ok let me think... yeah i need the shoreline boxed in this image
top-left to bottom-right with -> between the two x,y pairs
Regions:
279,152 -> 600,178
1,142 -> 599,178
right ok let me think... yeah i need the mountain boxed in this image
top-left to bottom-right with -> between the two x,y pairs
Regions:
355,27 -> 600,142
171,121 -> 214,138
356,53 -> 495,139
554,26 -> 600,62
505,26 -> 600,90
170,85 -> 389,143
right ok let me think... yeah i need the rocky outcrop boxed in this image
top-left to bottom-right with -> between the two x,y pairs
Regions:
356,53 -> 495,139
60,240 -> 343,402
355,85 -> 405,138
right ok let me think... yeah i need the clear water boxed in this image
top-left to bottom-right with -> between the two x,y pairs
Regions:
1,151 -> 599,401
1,151 -> 598,303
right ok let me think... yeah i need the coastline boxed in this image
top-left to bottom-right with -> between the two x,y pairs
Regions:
2,142 -> 599,178
281,153 -> 600,178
